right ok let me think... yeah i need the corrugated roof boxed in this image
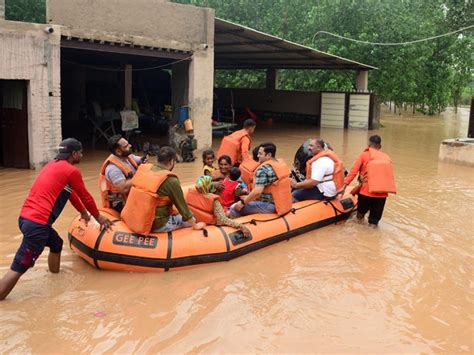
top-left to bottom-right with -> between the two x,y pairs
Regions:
215,18 -> 376,70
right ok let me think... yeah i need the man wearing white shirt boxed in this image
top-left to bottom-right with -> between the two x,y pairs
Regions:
291,138 -> 337,201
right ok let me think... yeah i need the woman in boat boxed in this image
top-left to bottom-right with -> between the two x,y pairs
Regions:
213,154 -> 232,180
188,175 -> 251,237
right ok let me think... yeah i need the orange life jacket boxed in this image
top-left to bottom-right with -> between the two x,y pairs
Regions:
217,129 -> 251,164
305,150 -> 345,193
185,187 -> 221,224
365,148 -> 397,194
256,159 -> 292,215
99,154 -> 139,208
240,158 -> 260,189
121,164 -> 176,235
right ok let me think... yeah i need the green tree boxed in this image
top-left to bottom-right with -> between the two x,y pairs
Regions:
5,0 -> 46,23
175,0 -> 473,115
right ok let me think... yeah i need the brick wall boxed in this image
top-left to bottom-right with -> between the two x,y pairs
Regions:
0,21 -> 61,168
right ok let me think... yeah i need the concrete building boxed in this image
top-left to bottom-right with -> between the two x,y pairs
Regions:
0,0 -> 374,169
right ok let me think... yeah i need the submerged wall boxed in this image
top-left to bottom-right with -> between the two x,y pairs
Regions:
439,139 -> 474,167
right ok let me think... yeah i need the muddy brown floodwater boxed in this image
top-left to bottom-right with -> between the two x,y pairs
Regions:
0,107 -> 473,353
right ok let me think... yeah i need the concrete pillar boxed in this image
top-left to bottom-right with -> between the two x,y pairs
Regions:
266,68 -> 279,90
189,48 -> 214,149
171,61 -> 189,124
0,0 -> 5,19
356,70 -> 368,92
124,64 -> 132,109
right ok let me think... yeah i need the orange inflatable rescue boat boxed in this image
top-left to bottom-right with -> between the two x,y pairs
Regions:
68,193 -> 357,272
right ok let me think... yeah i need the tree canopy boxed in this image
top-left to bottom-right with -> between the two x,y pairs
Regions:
4,0 -> 46,24
176,0 -> 473,114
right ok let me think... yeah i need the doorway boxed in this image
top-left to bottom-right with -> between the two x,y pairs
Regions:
0,80 -> 30,168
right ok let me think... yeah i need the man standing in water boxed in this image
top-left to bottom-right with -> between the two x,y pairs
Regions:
217,119 -> 256,165
344,135 -> 396,227
0,138 -> 113,300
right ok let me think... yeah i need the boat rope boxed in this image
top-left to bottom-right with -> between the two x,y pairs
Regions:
242,197 -> 358,226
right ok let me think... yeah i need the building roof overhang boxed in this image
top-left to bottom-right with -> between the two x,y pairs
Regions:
214,18 -> 376,71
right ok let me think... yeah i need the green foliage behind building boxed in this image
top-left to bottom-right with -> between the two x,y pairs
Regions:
176,0 -> 473,115
5,0 -> 46,24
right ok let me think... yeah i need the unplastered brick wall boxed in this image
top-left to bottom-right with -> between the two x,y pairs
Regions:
0,21 -> 61,168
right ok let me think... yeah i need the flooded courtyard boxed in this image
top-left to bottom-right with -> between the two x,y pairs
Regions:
0,107 -> 473,353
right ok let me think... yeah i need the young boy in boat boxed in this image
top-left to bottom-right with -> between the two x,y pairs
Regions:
202,149 -> 217,177
221,167 -> 248,211
0,138 -> 113,300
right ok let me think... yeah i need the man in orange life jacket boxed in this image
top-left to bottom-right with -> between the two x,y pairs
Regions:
99,135 -> 145,212
344,135 -> 395,227
291,138 -> 342,201
217,119 -> 256,165
149,147 -> 205,232
229,142 -> 292,218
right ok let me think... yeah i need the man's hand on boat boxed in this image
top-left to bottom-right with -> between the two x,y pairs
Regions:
290,178 -> 298,189
80,209 -> 91,225
96,214 -> 114,230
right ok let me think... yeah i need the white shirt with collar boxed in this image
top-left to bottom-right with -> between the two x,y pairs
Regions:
311,156 -> 336,197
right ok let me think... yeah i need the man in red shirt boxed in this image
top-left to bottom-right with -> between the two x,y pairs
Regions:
0,138 -> 113,300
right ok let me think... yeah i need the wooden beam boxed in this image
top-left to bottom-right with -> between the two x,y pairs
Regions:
215,28 -> 246,34
215,57 -> 338,62
61,38 -> 190,59
216,48 -> 313,55
215,64 -> 362,70
215,40 -> 282,47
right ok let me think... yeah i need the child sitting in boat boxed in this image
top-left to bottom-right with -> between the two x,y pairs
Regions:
187,175 -> 251,237
202,149 -> 216,177
221,167 -> 248,211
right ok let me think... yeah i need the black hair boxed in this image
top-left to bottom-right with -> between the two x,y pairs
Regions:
107,134 -> 123,154
312,137 -> 325,149
157,146 -> 177,164
218,155 -> 232,165
260,142 -> 276,157
230,167 -> 241,181
369,135 -> 382,147
252,146 -> 260,162
243,119 -> 256,129
202,149 -> 215,162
